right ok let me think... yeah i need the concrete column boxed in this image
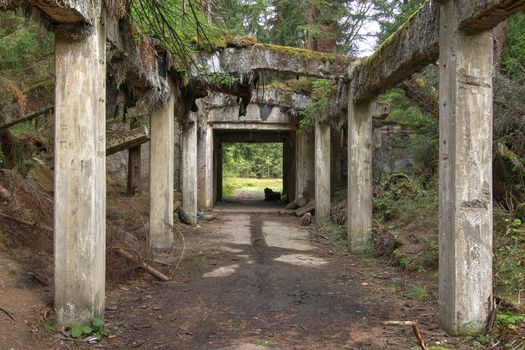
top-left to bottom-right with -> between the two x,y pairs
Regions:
127,119 -> 141,195
438,1 -> 493,335
174,119 -> 182,192
295,130 -> 315,199
347,99 -> 373,252
197,124 -> 214,209
149,94 -> 175,251
54,15 -> 106,326
330,127 -> 342,194
127,146 -> 141,195
182,120 -> 198,224
315,122 -> 331,223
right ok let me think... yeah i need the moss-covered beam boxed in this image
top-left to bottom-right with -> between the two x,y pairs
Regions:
351,1 -> 439,103
352,0 -> 525,102
106,126 -> 150,156
0,80 -> 54,130
194,44 -> 354,81
459,0 -> 525,32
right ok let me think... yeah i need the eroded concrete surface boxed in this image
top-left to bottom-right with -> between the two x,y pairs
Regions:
102,212 -> 468,350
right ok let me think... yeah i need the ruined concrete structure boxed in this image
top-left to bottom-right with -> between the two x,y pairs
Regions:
3,0 -> 525,336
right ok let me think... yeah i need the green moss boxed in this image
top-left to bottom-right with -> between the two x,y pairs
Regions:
22,79 -> 54,94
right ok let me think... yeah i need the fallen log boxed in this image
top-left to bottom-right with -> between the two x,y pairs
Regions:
295,200 -> 315,217
113,247 -> 170,282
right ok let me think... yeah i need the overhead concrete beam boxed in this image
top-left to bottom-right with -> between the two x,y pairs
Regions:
106,126 -> 150,156
351,1 -> 440,102
24,0 -> 99,24
459,0 -> 525,32
0,82 -> 54,130
194,44 -> 353,81
351,0 -> 525,102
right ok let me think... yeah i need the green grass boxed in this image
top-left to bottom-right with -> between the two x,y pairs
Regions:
223,177 -> 282,197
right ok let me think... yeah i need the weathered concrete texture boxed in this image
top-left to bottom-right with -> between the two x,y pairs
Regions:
25,0 -> 101,24
295,131 -> 315,199
315,122 -> 330,223
459,0 -> 525,32
372,125 -> 415,179
0,81 -> 54,130
207,104 -> 296,125
194,44 -> 353,81
438,0 -> 493,336
54,15 -> 106,326
106,126 -> 149,156
347,99 -> 373,252
149,93 -> 175,251
351,1 -> 439,102
174,119 -> 182,191
205,88 -> 310,113
182,120 -> 198,225
330,128 -> 343,194
198,124 -> 214,210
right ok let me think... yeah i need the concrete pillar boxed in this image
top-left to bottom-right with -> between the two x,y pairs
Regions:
438,0 -> 493,335
347,99 -> 373,252
315,122 -> 331,223
182,120 -> 198,224
198,123 -> 214,209
54,15 -> 106,326
330,127 -> 342,194
295,130 -> 315,199
174,119 -> 182,192
127,119 -> 141,195
149,94 -> 175,251
127,146 -> 141,195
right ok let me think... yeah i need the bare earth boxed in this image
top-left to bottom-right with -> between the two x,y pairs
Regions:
0,201 -> 472,350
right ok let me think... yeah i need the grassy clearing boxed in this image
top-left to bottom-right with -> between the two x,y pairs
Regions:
223,177 -> 282,197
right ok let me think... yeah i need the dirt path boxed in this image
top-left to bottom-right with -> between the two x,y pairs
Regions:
102,212 -> 467,350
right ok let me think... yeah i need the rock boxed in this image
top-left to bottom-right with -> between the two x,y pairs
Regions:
296,196 -> 308,208
279,209 -> 295,216
285,199 -> 298,210
300,213 -> 312,226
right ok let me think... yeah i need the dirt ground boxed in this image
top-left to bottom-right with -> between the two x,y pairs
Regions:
0,195 -> 485,350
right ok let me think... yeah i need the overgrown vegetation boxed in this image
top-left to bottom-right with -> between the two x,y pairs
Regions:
223,143 -> 283,179
223,177 -> 282,197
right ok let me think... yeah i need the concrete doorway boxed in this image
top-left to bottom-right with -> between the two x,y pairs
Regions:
213,129 -> 296,212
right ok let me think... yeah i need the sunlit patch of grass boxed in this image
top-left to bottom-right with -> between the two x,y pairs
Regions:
223,177 -> 282,197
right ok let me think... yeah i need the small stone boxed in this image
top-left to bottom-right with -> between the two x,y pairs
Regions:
300,213 -> 312,226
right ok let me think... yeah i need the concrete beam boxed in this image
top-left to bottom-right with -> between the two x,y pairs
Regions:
347,98 -> 373,252
0,82 -> 54,131
181,120 -> 198,224
459,0 -> 525,32
24,0 -> 98,24
205,88 -> 310,112
106,126 -> 149,156
351,0 -> 525,102
149,93 -> 175,251
438,0 -> 494,335
351,1 -> 439,102
54,14 -> 106,326
194,44 -> 353,81
315,122 -> 330,223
